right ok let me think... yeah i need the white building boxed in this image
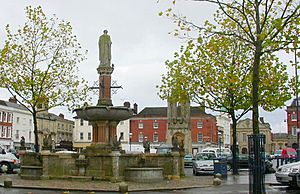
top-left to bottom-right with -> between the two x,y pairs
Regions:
216,113 -> 231,148
0,97 -> 34,150
73,117 -> 92,151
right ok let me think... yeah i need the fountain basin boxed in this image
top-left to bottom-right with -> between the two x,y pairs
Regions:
125,167 -> 164,183
74,106 -> 133,121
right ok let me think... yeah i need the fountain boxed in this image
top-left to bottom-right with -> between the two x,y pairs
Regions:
20,30 -> 183,182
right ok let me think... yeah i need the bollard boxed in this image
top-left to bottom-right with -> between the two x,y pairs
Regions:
119,182 -> 128,193
3,178 -> 12,188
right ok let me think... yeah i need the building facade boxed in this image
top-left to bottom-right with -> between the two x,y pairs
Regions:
234,118 -> 272,154
0,98 -> 35,150
130,106 -> 218,155
73,117 -> 92,151
216,113 -> 231,148
286,98 -> 300,149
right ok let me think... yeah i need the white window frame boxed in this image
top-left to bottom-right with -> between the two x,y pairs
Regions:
138,122 -> 144,129
197,121 -> 203,129
153,133 -> 158,142
138,133 -> 144,142
2,112 -> 7,122
0,112 -> 2,122
153,121 -> 158,129
197,133 -> 203,142
80,132 -> 84,140
292,112 -> 297,121
88,132 -> 91,140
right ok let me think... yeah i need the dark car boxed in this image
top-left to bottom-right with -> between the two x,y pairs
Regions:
226,154 -> 274,173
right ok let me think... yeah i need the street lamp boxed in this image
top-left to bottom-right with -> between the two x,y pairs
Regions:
294,48 -> 300,161
129,132 -> 132,152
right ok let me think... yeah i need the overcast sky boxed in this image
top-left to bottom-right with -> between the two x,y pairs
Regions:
0,0 -> 293,133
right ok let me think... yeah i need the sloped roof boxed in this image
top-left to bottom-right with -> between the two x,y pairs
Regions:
0,100 -> 28,111
135,106 -> 207,117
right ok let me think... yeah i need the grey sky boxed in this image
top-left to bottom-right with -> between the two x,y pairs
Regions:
0,0 -> 292,133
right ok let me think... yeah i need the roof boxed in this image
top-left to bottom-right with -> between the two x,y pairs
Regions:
134,106 -> 208,117
290,98 -> 300,107
0,100 -> 28,111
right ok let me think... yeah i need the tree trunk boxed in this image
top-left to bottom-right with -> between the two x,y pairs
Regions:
32,110 -> 39,152
231,113 -> 238,175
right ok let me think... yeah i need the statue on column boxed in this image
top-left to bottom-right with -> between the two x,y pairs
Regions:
98,30 -> 112,67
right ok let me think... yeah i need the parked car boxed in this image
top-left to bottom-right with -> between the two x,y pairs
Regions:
201,147 -> 232,158
288,165 -> 300,188
275,161 -> 300,185
226,154 -> 274,173
271,150 -> 282,159
184,154 -> 194,166
192,152 -> 216,175
0,148 -> 20,173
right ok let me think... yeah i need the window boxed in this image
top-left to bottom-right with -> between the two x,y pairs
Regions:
138,122 -> 144,129
197,121 -> 203,129
197,133 -> 203,142
120,121 -> 124,125
7,113 -> 12,123
80,119 -> 84,126
138,133 -> 144,142
58,123 -> 60,129
2,112 -> 7,122
292,113 -> 297,121
120,132 -> 124,140
153,121 -> 158,129
80,132 -> 84,140
6,127 -> 11,138
29,119 -> 32,126
153,133 -> 158,142
29,131 -> 32,141
62,124 -> 64,130
88,132 -> 91,140
16,117 -> 20,123
1,126 -> 6,137
16,130 -> 19,139
292,126 -> 297,136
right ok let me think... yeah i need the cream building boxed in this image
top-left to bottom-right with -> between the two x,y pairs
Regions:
73,117 -> 92,151
235,118 -> 272,154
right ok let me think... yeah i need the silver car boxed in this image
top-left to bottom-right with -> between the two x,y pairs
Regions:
192,152 -> 216,175
275,161 -> 300,185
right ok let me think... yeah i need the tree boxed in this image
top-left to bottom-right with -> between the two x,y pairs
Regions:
0,6 -> 89,152
159,31 -> 291,174
160,0 -> 299,191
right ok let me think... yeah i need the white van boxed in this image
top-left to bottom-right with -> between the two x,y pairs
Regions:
201,147 -> 232,158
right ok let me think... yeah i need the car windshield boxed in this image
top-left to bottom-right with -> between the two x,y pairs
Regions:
184,155 -> 193,159
195,153 -> 216,160
275,150 -> 282,154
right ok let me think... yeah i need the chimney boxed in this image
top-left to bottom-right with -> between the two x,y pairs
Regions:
124,101 -> 130,108
8,95 -> 17,103
259,117 -> 264,124
59,113 -> 64,119
133,103 -> 138,114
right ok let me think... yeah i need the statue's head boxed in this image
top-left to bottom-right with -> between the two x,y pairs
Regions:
103,30 -> 108,34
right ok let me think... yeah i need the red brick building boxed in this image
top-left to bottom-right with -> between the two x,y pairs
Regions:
286,98 -> 300,149
130,106 -> 218,153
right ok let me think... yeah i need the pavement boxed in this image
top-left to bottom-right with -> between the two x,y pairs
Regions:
0,173 -> 213,192
0,168 -> 280,193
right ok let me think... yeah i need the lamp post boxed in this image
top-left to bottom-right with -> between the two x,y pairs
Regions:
129,132 -> 132,152
294,48 -> 300,161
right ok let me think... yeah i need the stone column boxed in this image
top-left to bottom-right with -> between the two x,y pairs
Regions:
40,152 -> 50,180
171,152 -> 181,180
110,150 -> 122,182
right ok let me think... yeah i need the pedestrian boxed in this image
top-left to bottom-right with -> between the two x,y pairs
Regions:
282,147 -> 288,164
